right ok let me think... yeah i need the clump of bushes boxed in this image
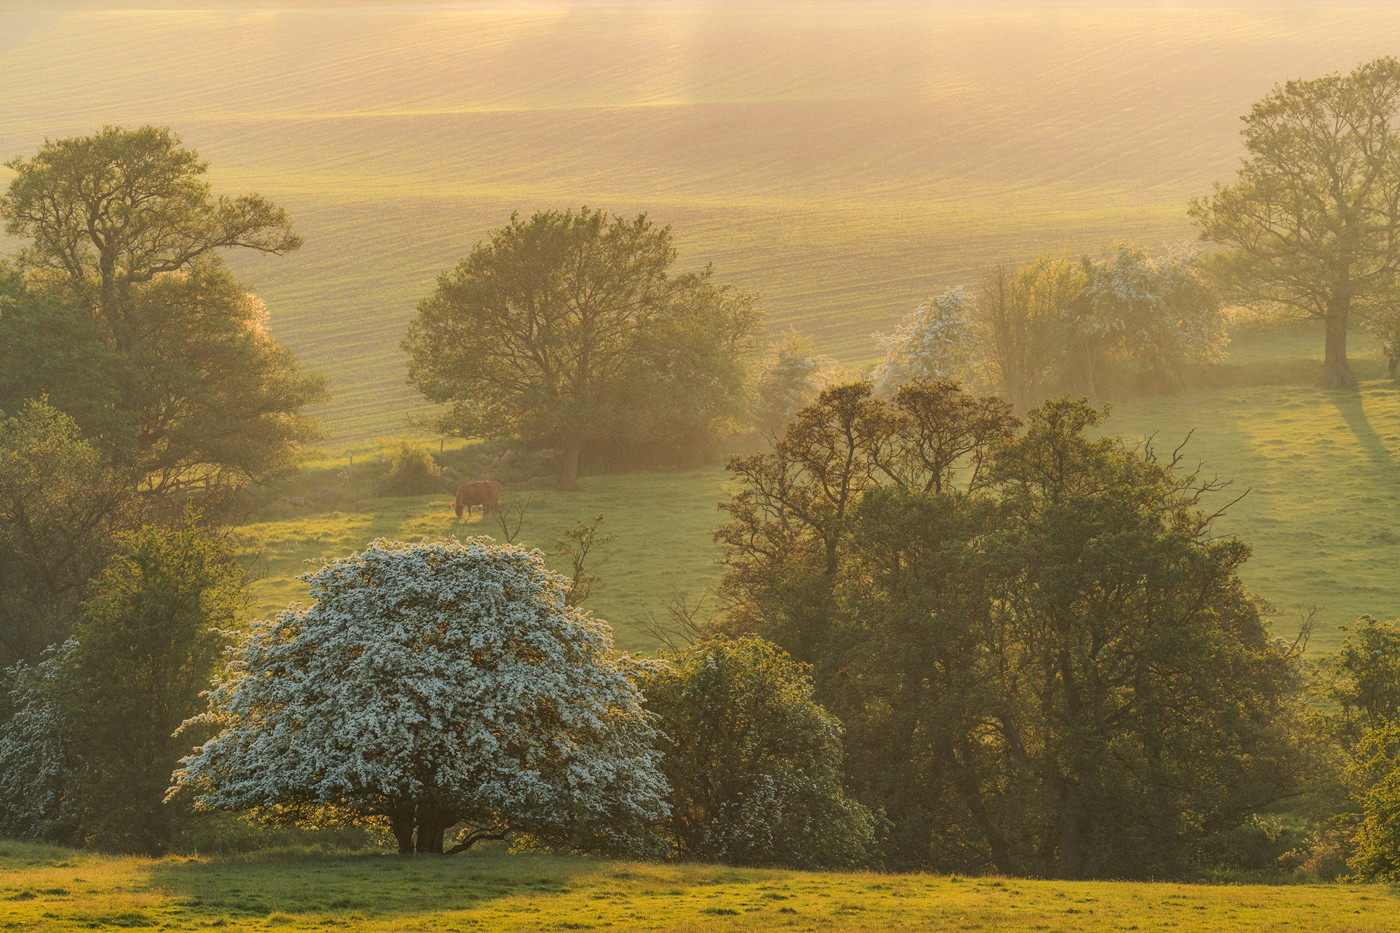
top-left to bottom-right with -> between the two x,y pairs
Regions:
375,439 -> 441,497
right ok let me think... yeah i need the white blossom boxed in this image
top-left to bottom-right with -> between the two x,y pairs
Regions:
171,537 -> 669,854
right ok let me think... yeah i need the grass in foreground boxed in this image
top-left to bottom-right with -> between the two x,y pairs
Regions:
0,840 -> 1396,932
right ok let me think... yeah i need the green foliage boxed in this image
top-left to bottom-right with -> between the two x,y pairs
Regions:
0,517 -> 240,852
640,636 -> 875,870
718,382 -> 1310,878
373,439 -> 441,497
552,514 -> 615,608
1190,57 -> 1400,388
0,399 -> 145,669
0,126 -> 326,497
971,247 -> 1223,405
0,267 -> 126,442
1316,616 -> 1400,880
1348,720 -> 1400,881
403,208 -> 763,488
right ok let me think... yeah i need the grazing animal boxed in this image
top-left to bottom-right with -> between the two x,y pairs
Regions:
453,480 -> 501,519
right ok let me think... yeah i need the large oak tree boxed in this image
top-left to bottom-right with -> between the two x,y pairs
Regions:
403,208 -> 762,489
1189,57 -> 1400,388
0,126 -> 325,497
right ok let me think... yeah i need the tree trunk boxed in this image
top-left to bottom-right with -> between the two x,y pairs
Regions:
555,440 -> 581,491
1056,782 -> 1085,879
1387,349 -> 1398,380
416,818 -> 446,854
391,809 -> 415,855
1320,305 -> 1358,388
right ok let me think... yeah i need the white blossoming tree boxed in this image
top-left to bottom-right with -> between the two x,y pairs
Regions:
171,538 -> 669,855
871,288 -> 974,396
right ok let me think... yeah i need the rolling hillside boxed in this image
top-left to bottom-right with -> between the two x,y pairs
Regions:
3,3 -> 1399,648
6,1 -> 1400,439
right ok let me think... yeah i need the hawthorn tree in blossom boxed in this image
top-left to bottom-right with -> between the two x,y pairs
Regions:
171,538 -> 669,855
870,288 -> 974,396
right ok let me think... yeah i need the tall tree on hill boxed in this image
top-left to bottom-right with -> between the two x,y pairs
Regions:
2,125 -> 300,323
403,208 -> 762,490
1189,57 -> 1400,389
0,126 -> 326,496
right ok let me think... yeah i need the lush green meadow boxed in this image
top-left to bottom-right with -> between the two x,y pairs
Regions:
237,321 -> 1400,655
7,2 -> 1400,440
235,466 -> 737,655
1,839 -> 1397,932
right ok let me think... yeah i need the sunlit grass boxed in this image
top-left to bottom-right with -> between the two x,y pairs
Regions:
1,840 -> 1397,932
237,468 -> 735,655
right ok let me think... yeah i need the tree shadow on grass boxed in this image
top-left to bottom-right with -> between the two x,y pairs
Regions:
1327,382 -> 1400,475
142,849 -> 599,926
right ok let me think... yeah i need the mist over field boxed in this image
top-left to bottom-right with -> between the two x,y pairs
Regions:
4,1 -> 1400,438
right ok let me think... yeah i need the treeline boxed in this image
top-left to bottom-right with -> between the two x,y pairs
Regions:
869,246 -> 1225,408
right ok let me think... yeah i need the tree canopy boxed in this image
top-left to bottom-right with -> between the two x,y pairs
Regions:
403,208 -> 763,489
0,399 -> 146,670
1189,56 -> 1400,388
640,635 -> 875,869
0,126 -> 325,497
2,125 -> 299,321
172,538 -> 668,856
717,382 -> 1309,877
0,518 -> 239,851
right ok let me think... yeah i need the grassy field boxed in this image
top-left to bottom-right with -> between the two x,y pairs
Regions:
6,2 -> 1400,440
236,322 -> 1400,656
235,466 -> 737,655
3,839 -> 1399,932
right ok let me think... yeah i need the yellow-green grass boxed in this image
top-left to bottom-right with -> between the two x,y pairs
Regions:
236,468 -> 735,655
237,324 -> 1399,656
7,2 -> 1400,441
1103,324 -> 1400,653
0,840 -> 1396,932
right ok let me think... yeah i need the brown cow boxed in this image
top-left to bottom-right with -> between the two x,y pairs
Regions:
452,479 -> 501,519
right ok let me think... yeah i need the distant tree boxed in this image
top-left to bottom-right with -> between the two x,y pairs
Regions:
172,539 -> 668,856
1081,245 -> 1226,389
403,208 -> 762,490
640,635 -> 875,869
972,257 -> 1076,411
870,288 -> 973,396
972,248 -> 1224,402
619,274 -> 764,466
0,518 -> 239,851
0,399 -> 144,670
1189,57 -> 1400,388
2,125 -> 299,322
752,331 -> 830,436
0,126 -> 325,497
